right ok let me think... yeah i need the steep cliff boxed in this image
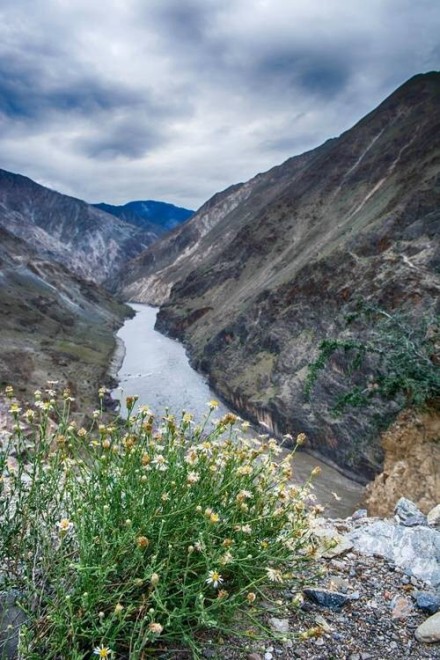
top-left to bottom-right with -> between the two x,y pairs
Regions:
121,72 -> 440,479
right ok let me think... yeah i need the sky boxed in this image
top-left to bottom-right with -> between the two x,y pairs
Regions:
0,1 -> 439,211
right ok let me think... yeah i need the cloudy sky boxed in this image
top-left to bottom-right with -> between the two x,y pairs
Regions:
0,0 -> 439,210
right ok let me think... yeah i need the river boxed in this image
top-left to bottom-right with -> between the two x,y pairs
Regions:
111,303 -> 363,517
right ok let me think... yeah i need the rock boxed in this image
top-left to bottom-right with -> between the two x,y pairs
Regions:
364,409 -> 440,518
428,504 -> 440,527
352,509 -> 368,521
312,523 -> 354,558
415,591 -> 440,615
264,653 -> 273,660
0,590 -> 27,660
268,618 -> 290,634
394,497 -> 426,526
303,588 -> 351,610
415,611 -> 440,643
390,595 -> 414,619
247,654 -> 263,660
327,576 -> 350,593
347,520 -> 440,587
314,614 -> 332,632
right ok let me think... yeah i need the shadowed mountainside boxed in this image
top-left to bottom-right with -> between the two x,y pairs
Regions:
120,72 -> 440,479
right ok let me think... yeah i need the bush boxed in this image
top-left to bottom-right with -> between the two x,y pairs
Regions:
0,386 -> 314,658
305,306 -> 440,413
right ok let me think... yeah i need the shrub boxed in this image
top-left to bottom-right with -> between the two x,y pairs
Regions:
0,386 -> 314,658
305,306 -> 440,414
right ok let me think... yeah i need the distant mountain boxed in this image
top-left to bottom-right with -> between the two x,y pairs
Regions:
0,223 -> 130,403
0,170 -> 159,283
120,71 -> 440,479
93,200 -> 193,234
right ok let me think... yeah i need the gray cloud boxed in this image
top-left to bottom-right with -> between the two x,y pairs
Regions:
0,0 -> 438,209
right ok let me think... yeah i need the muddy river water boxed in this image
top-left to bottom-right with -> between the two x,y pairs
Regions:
111,303 -> 364,517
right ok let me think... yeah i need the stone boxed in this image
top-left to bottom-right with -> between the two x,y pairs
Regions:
394,497 -> 426,526
264,653 -> 273,660
352,509 -> 368,521
427,504 -> 440,528
268,618 -> 290,634
415,591 -> 440,615
347,520 -> 440,587
328,576 -> 350,593
314,614 -> 332,632
390,595 -> 414,619
0,590 -> 27,660
247,655 -> 263,660
415,611 -> 440,643
303,588 -> 350,610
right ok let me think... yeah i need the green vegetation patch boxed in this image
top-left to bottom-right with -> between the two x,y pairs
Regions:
0,387 -> 316,658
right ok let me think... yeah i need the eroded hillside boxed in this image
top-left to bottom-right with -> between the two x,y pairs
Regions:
121,72 -> 440,479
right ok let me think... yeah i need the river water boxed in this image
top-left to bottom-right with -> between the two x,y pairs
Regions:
111,303 -> 363,517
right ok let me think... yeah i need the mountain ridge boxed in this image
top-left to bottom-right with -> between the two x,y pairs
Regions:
120,71 -> 440,479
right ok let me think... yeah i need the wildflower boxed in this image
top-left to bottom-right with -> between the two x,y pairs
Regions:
266,567 -> 283,583
98,387 -> 108,398
152,454 -> 168,471
296,432 -> 307,446
93,645 -> 112,657
236,489 -> 252,502
5,385 -> 14,398
185,449 -> 198,465
220,413 -> 237,425
207,399 -> 219,409
241,421 -> 251,432
150,573 -> 160,587
311,466 -> 321,477
235,524 -> 252,534
246,592 -> 256,604
114,603 -> 124,615
141,453 -> 151,466
102,439 -> 111,450
125,395 -> 139,410
9,403 -> 21,415
220,551 -> 233,565
23,409 -> 35,422
148,622 -> 163,635
187,471 -> 200,485
206,570 -> 224,588
57,518 -> 73,534
137,536 -> 149,549
182,412 -> 193,423
209,512 -> 220,524
217,589 -> 229,599
92,410 -> 100,419
222,538 -> 234,548
161,492 -> 170,502
236,465 -> 252,476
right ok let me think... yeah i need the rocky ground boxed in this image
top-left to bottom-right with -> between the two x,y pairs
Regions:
174,501 -> 440,660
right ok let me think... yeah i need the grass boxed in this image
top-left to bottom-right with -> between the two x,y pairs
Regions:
0,386 -> 317,659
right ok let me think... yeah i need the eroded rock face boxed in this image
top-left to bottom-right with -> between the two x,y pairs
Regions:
364,408 -> 440,516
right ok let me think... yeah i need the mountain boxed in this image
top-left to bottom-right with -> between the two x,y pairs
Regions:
120,71 -> 440,479
0,224 -> 130,404
93,200 -> 193,234
0,169 -> 159,283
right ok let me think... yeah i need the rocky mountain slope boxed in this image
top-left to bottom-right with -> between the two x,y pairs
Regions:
0,169 -> 160,283
0,224 -> 130,404
94,200 -> 193,234
120,72 -> 440,480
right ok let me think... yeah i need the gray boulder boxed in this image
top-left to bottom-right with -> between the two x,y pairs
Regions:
347,520 -> 440,587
